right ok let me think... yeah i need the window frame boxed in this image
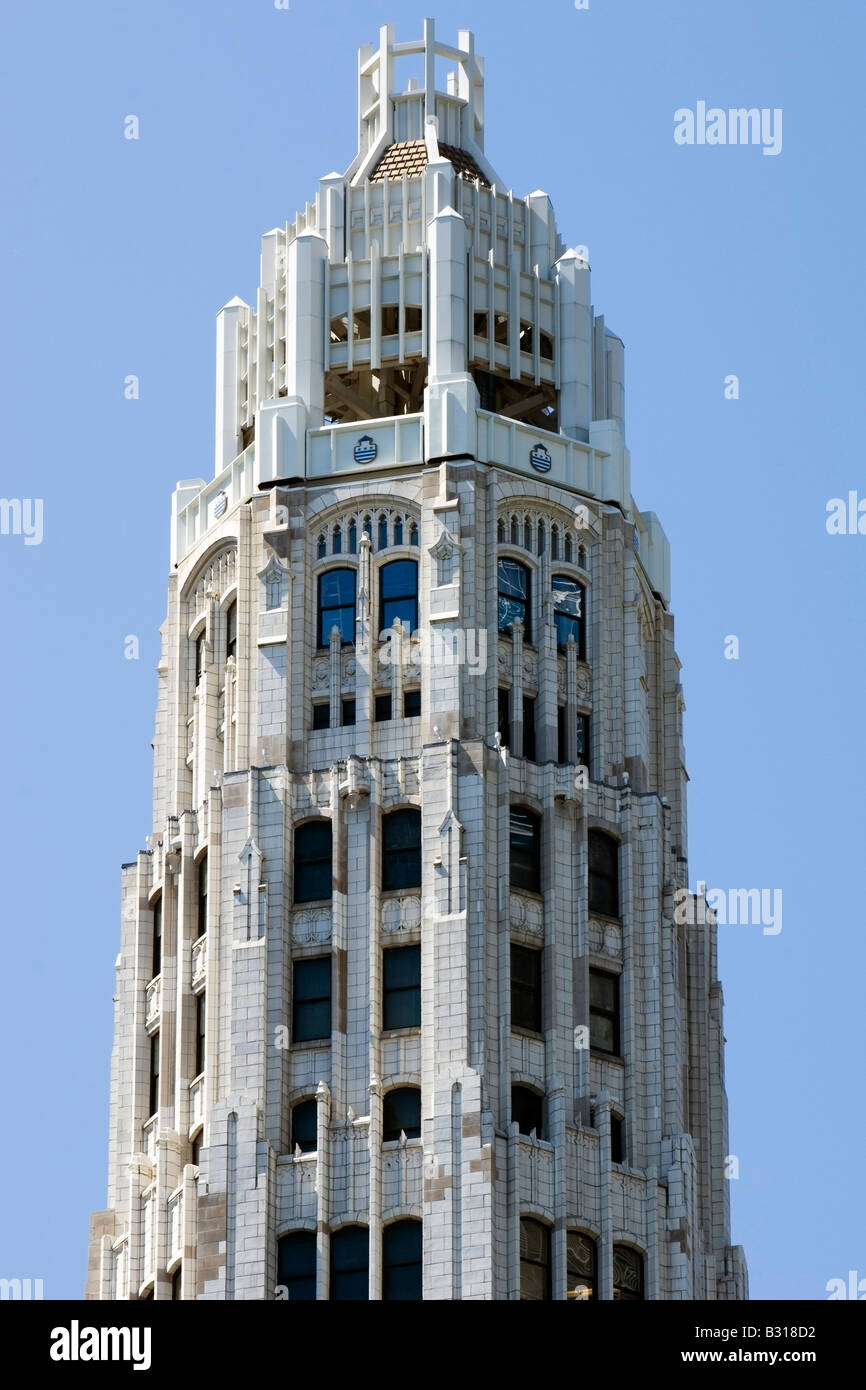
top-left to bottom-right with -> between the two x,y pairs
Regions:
382,945 -> 421,1031
509,805 -> 541,894
498,557 -> 532,642
330,1225 -> 369,1302
519,1218 -> 551,1302
194,992 -> 205,1078
292,956 -> 332,1044
510,943 -> 543,1035
381,808 -> 422,893
382,1219 -> 423,1302
277,1231 -> 317,1302
567,1231 -> 598,1301
588,829 -> 620,918
613,1245 -> 645,1301
290,1097 -> 318,1155
552,573 -> 586,656
589,967 -> 621,1058
379,558 -> 419,636
511,1084 -> 544,1139
317,567 -> 357,649
382,1086 -> 422,1142
293,821 -> 333,905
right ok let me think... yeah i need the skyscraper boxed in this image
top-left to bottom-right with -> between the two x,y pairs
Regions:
87,19 -> 747,1302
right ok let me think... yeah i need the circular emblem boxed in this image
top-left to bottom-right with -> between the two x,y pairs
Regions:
529,444 -> 552,473
353,434 -> 378,464
213,491 -> 228,518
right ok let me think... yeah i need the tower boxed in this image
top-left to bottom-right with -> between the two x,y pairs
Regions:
87,19 -> 747,1302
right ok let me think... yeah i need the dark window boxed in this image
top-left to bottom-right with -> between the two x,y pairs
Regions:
520,1219 -> 551,1301
197,855 -> 207,938
149,1032 -> 159,1117
393,516 -> 403,545
312,703 -> 330,730
613,1246 -> 644,1301
409,523 -> 419,546
509,806 -> 541,893
291,1098 -> 318,1154
383,1220 -> 422,1301
511,944 -> 542,1033
318,569 -> 356,647
292,957 -> 332,1043
382,808 -> 422,892
557,705 -> 567,764
294,822 -> 333,904
278,1232 -> 316,1302
380,559 -> 418,635
378,514 -> 388,550
589,969 -> 620,1056
348,520 -> 357,553
552,575 -> 585,654
317,533 -> 327,558
557,711 -> 591,769
403,689 -> 421,718
151,895 -> 162,979
332,525 -> 343,555
512,1085 -> 544,1138
194,631 -> 206,685
498,559 -> 531,640
226,601 -> 237,661
342,699 -> 356,727
589,830 -> 619,917
577,713 -> 590,774
383,945 -> 421,1030
498,688 -> 511,748
405,306 -> 423,334
375,693 -> 393,722
195,992 -> 205,1077
330,1226 -> 368,1301
610,1114 -> 624,1164
171,1268 -> 182,1300
567,1232 -> 597,1300
191,1133 -> 202,1167
383,1087 -> 421,1142
522,697 -> 536,762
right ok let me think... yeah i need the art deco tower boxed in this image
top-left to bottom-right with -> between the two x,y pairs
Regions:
88,20 -> 747,1301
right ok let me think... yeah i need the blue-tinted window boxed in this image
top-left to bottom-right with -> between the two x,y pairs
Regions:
380,560 -> 418,635
498,559 -> 531,640
553,575 -> 585,655
318,569 -> 356,647
510,806 -> 541,893
278,1232 -> 316,1302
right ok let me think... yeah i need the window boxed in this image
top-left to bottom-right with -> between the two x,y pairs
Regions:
149,1032 -> 159,1117
519,1219 -> 551,1301
610,1114 -> 624,1164
197,855 -> 207,938
393,516 -> 403,545
292,957 -> 332,1043
151,895 -> 162,980
511,1085 -> 544,1138
171,1268 -> 182,1300
409,523 -> 419,546
278,1232 -> 316,1302
383,945 -> 421,1030
383,1220 -> 422,1301
577,713 -> 590,773
552,575 -> 585,654
509,806 -> 541,893
226,601 -> 237,661
378,514 -> 388,550
522,697 -> 536,762
348,519 -> 357,553
588,830 -> 619,917
557,705 -> 567,765
403,689 -> 421,718
382,808 -> 422,892
498,559 -> 531,640
330,1226 -> 368,1301
195,992 -> 205,1077
557,710 -> 590,769
294,822 -> 333,904
589,969 -> 620,1056
380,559 -> 418,635
498,688 -> 511,748
291,1098 -> 317,1154
332,525 -> 342,555
194,631 -> 206,685
511,944 -> 542,1033
405,306 -> 423,334
191,1133 -> 202,1167
312,703 -> 330,731
342,699 -> 356,727
383,1087 -> 421,1142
613,1246 -> 644,1301
567,1232 -> 597,1300
375,693 -> 392,722
318,569 -> 356,647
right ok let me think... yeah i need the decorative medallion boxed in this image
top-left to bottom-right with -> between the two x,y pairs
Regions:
213,491 -> 228,519
529,443 -> 552,473
353,434 -> 378,464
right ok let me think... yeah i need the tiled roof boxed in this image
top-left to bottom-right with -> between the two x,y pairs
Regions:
370,140 -> 490,187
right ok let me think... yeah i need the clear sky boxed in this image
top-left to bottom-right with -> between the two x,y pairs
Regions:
1,0 -> 863,1301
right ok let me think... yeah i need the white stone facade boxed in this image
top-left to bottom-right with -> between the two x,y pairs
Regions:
87,21 -> 747,1302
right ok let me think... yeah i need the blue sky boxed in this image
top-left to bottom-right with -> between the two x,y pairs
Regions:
0,0 -> 863,1300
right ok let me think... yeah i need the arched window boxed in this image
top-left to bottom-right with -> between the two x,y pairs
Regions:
225,601 -> 237,661
578,544 -> 587,569
332,524 -> 342,555
317,534 -> 326,559
523,519 -> 532,551
588,830 -> 619,917
613,1246 -> 644,1301
382,808 -> 422,892
195,992 -> 206,1077
553,575 -> 585,655
510,516 -> 519,545
537,520 -> 545,554
318,568 -> 356,647
348,519 -> 357,553
277,1232 -> 316,1302
497,518 -> 505,543
378,513 -> 389,549
379,559 -> 418,635
567,1232 -> 597,1300
151,895 -> 162,980
197,855 -> 207,937
551,524 -> 560,560
409,522 -> 419,546
511,1085 -> 544,1138
383,1220 -> 422,1301
383,1087 -> 421,1142
330,1226 -> 369,1301
294,822 -> 333,903
393,516 -> 403,545
291,1098 -> 317,1154
564,533 -> 573,563
519,1219 -> 551,1301
509,806 -> 541,893
194,630 -> 206,685
498,559 -> 531,640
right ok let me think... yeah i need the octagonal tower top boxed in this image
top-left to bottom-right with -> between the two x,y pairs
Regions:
347,18 -> 502,188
